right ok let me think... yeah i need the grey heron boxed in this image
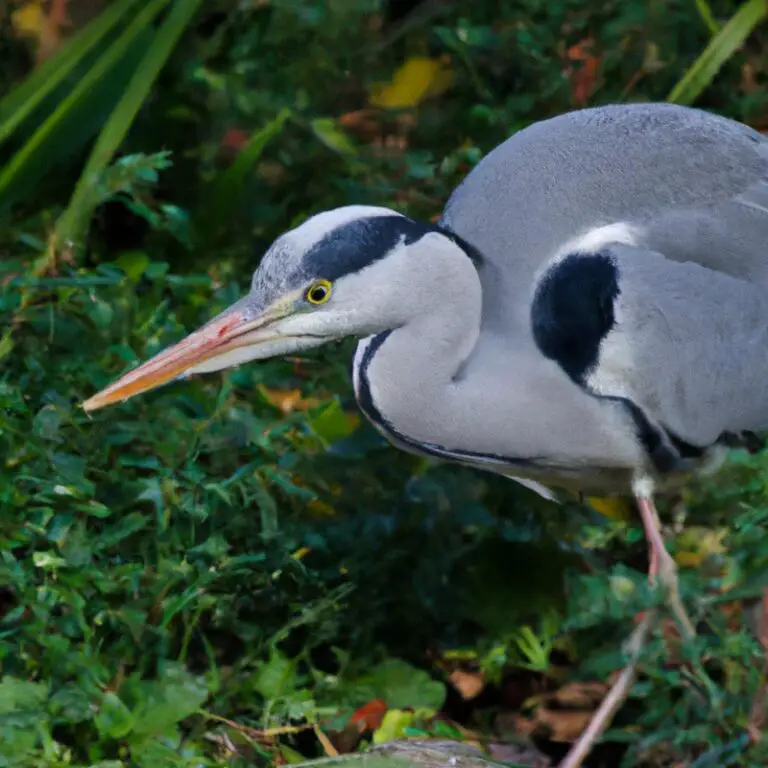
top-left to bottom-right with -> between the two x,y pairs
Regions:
83,102 -> 768,762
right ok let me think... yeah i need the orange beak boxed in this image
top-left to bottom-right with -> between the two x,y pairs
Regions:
82,300 -> 284,413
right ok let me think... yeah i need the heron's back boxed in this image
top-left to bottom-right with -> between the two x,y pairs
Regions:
441,102 -> 768,333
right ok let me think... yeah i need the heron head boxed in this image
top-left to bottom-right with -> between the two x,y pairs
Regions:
82,205 -> 468,412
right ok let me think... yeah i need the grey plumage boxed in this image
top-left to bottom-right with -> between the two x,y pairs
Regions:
84,101 -> 768,499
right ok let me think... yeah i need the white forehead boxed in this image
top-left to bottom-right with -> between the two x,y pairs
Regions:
285,205 -> 403,253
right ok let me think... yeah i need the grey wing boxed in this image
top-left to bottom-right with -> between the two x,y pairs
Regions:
441,103 -> 768,332
531,241 -> 768,452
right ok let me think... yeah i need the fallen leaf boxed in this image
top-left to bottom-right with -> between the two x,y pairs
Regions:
258,386 -> 323,414
219,128 -> 251,158
349,698 -> 388,731
338,109 -> 381,142
513,708 -> 594,743
549,680 -> 607,709
370,57 -> 453,109
563,38 -> 600,107
506,679 -> 610,744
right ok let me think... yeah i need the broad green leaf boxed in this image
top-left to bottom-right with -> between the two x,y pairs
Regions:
346,659 -> 445,711
668,0 -> 768,105
372,708 -> 421,744
33,405 -> 62,441
130,664 -> 208,736
252,649 -> 296,700
310,117 -> 357,155
0,677 -> 48,714
309,400 -> 359,445
0,330 -> 14,365
96,692 -> 135,739
33,551 -> 68,569
127,732 -> 188,768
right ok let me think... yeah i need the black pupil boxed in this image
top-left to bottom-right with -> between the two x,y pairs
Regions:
311,285 -> 327,301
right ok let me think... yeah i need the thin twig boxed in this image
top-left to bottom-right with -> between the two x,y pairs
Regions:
557,611 -> 657,768
201,710 -> 315,740
313,724 -> 340,757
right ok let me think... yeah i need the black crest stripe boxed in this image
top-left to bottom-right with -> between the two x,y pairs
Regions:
301,216 -> 485,283
302,216 -> 430,282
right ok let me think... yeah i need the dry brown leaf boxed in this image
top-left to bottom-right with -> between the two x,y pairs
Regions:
259,386 -> 323,414
563,38 -> 600,107
513,708 -> 594,743
550,681 -> 608,709
449,668 -> 486,700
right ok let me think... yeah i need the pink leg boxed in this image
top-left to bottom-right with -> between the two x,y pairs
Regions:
637,496 -> 662,584
635,491 -> 695,638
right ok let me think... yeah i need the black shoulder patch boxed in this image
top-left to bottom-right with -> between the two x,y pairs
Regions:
531,251 -> 620,385
302,216 -> 432,282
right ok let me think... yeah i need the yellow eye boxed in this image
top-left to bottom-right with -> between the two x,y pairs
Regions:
306,279 -> 332,305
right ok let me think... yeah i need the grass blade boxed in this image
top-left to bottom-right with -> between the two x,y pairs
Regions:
0,0 -> 172,206
694,0 -> 721,34
55,0 -> 206,249
667,0 -> 768,105
200,108 -> 292,239
0,0 -> 147,147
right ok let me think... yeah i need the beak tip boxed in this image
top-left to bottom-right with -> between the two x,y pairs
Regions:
80,397 -> 103,413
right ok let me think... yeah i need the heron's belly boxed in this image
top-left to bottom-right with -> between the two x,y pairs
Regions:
379,421 -> 724,499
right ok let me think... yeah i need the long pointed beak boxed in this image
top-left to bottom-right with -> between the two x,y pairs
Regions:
82,299 -> 287,413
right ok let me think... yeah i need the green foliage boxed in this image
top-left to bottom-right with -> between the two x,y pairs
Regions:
668,0 -> 768,105
2,1 -> 768,766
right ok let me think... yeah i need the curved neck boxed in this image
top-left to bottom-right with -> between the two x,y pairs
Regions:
352,246 -> 485,457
